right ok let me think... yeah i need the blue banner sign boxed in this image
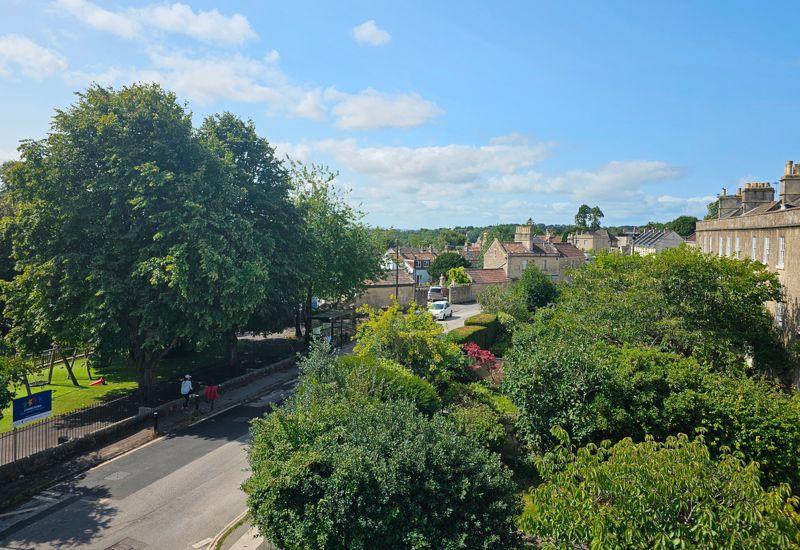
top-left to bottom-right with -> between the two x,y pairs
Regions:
13,390 -> 53,427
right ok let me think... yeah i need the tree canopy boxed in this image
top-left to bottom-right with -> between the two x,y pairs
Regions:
1,85 -> 302,401
522,430 -> 800,548
665,214 -> 698,236
427,251 -> 470,281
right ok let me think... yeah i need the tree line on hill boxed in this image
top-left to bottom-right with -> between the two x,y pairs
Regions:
0,84 -> 384,406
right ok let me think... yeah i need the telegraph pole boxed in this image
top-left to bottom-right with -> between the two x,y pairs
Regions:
395,236 -> 399,299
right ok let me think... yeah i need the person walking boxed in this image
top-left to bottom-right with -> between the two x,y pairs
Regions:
180,375 -> 193,408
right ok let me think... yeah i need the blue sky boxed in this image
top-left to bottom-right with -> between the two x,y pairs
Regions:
1,1 -> 799,228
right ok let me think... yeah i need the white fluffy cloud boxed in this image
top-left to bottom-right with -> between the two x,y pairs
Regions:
82,51 -> 442,129
325,88 -> 442,129
54,0 -> 256,45
352,20 -> 391,46
273,138 -> 711,226
303,135 -> 550,189
0,34 -> 67,79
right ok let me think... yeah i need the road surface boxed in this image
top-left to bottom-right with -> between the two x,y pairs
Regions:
0,303 -> 479,549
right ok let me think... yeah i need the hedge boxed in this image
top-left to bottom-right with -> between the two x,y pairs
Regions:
448,325 -> 494,349
337,355 -> 442,415
464,313 -> 499,328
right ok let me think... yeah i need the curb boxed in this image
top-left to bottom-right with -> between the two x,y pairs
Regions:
207,509 -> 248,550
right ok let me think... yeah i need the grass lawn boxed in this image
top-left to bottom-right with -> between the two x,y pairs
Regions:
1,338 -> 302,433
0,350 -> 227,433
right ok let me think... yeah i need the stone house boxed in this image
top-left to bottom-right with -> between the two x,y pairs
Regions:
355,269 -> 415,309
696,160 -> 800,358
483,220 -> 586,282
630,228 -> 685,255
571,229 -> 612,253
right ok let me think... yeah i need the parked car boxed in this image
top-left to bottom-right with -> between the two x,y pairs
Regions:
428,300 -> 452,321
427,286 -> 446,302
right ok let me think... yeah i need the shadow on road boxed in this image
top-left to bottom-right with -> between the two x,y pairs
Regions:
2,485 -> 117,549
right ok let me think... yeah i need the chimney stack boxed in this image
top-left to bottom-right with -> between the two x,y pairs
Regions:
740,181 -> 774,213
717,186 -> 742,218
780,159 -> 800,205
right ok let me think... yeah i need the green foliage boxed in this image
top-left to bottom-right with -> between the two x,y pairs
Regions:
522,431 -> 800,548
574,204 -> 603,231
504,341 -> 800,490
447,403 -> 506,454
427,251 -> 470,282
665,214 -> 698,237
336,354 -> 442,415
540,247 -> 786,374
464,313 -> 499,328
1,85 -> 291,401
0,355 -> 30,417
706,199 -> 719,220
446,266 -> 470,285
517,265 -> 558,312
478,266 -> 556,322
246,397 -> 521,549
447,325 -> 494,349
354,301 -> 463,383
292,163 -> 384,307
478,284 -> 529,322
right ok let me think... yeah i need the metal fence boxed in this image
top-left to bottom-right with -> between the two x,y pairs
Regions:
0,394 -> 140,467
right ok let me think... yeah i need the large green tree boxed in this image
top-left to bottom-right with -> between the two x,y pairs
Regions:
2,85 -> 277,402
246,396 -> 520,549
665,214 -> 698,236
427,251 -> 470,282
198,113 -> 306,365
292,163 -> 383,341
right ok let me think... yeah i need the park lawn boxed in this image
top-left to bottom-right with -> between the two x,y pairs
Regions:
0,350 -> 226,433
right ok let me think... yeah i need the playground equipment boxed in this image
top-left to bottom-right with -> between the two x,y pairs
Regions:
19,347 -> 94,396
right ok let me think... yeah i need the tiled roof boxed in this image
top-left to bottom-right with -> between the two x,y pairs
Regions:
632,229 -> 680,247
549,235 -> 564,243
466,268 -> 511,285
499,241 -> 533,254
684,232 -> 696,242
554,243 -> 584,259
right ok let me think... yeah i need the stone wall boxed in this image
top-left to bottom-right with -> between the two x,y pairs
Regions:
355,284 -> 414,309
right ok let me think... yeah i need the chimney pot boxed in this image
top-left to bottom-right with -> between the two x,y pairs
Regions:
786,160 -> 794,176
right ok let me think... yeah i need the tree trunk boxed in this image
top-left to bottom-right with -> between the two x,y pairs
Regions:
134,348 -> 157,405
226,329 -> 239,371
294,307 -> 303,339
303,285 -> 313,345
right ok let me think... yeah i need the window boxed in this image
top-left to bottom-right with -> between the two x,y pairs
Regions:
751,236 -> 757,259
735,236 -> 741,258
423,260 -> 430,268
415,260 -> 421,268
763,237 -> 770,265
776,302 -> 785,328
725,237 -> 731,256
718,237 -> 724,257
521,259 -> 529,269
542,259 -> 548,271
778,236 -> 785,268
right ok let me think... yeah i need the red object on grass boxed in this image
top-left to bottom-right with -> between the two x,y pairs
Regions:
89,377 -> 106,386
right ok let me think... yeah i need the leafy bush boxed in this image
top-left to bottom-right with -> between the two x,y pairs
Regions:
522,430 -> 800,548
337,354 -> 442,415
478,284 -> 529,322
447,266 -> 471,285
246,397 -> 521,549
504,340 -> 800,490
447,325 -> 493,348
0,356 -> 30,417
540,247 -> 786,374
464,313 -> 499,328
464,313 -> 499,341
516,265 -> 558,312
355,301 -> 463,383
447,403 -> 506,454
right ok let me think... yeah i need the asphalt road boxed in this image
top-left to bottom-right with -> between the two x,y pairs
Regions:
0,303 -> 479,550
440,301 -> 482,332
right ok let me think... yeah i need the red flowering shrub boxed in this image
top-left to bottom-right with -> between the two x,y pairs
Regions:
464,343 -> 498,371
